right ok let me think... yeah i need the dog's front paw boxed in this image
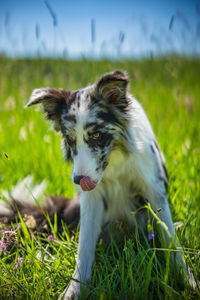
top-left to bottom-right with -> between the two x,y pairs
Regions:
58,281 -> 80,300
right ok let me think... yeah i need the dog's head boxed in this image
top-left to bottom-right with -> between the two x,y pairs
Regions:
26,70 -> 130,191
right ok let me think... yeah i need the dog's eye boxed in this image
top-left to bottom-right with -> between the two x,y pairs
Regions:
92,132 -> 101,140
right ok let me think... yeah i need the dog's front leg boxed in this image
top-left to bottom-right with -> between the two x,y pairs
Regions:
59,190 -> 104,300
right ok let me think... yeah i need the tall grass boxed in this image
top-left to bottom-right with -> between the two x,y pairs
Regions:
0,56 -> 200,299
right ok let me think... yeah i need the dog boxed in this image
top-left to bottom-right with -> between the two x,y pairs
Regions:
1,70 -> 188,299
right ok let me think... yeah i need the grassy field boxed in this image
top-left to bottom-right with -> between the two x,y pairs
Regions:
0,56 -> 200,299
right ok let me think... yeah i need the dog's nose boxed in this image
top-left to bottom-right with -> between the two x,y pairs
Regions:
74,175 -> 85,185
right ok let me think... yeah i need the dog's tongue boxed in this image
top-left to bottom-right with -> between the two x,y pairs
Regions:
80,176 -> 97,191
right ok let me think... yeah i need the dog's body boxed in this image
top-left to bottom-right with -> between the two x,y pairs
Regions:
1,70 -> 187,298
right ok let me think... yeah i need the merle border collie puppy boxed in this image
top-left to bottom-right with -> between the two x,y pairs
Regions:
3,70 -> 188,299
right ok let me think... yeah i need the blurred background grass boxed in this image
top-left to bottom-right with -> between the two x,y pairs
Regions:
0,56 -> 199,221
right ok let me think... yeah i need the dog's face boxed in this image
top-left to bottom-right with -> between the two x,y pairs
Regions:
26,70 -> 130,191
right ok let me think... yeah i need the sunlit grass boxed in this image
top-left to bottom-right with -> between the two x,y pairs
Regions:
0,56 -> 200,299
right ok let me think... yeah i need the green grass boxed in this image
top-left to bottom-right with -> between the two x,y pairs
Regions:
0,56 -> 200,299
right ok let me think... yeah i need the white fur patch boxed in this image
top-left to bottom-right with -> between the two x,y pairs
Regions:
2,175 -> 48,204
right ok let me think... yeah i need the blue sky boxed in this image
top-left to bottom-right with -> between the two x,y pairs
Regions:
0,0 -> 199,58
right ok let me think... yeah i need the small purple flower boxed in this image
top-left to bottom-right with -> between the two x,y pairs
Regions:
0,241 -> 8,254
3,230 -> 16,236
148,231 -> 154,241
47,235 -> 56,241
13,257 -> 24,270
0,230 -> 16,254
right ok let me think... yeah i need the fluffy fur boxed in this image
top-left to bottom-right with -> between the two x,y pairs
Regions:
0,176 -> 80,233
1,70 -> 190,299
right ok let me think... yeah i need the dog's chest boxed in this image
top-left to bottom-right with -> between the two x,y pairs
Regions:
102,150 -> 144,225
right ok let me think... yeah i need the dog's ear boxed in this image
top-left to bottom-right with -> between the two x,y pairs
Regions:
95,70 -> 129,109
25,88 -> 70,131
